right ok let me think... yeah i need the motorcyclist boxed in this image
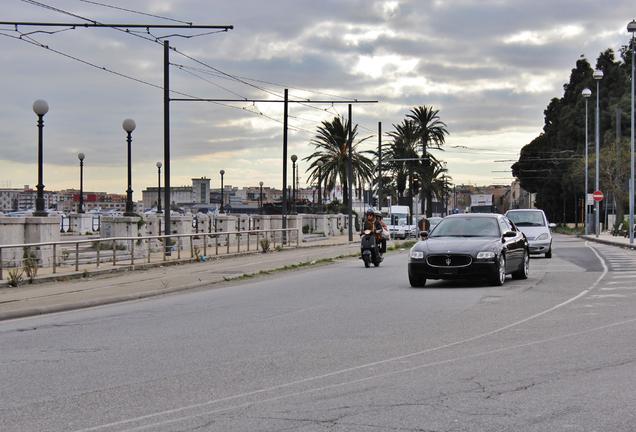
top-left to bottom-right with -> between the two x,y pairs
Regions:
374,210 -> 389,253
360,207 -> 382,242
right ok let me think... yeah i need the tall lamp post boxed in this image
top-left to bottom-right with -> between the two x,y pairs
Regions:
582,88 -> 591,235
122,119 -> 137,216
291,154 -> 297,214
628,19 -> 636,245
259,181 -> 264,215
593,69 -> 603,237
316,160 -> 324,211
219,169 -> 225,213
78,152 -> 85,213
156,161 -> 162,213
33,99 -> 49,216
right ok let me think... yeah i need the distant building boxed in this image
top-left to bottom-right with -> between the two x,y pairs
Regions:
57,189 -> 139,213
0,188 -> 22,212
142,177 -> 211,210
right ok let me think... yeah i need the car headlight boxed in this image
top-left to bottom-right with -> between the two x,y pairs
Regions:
536,233 -> 549,240
476,251 -> 496,259
410,250 -> 424,259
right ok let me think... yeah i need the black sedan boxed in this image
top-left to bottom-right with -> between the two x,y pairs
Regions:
408,213 -> 529,287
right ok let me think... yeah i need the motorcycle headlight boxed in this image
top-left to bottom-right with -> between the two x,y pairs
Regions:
476,251 -> 496,260
410,250 -> 424,259
536,233 -> 549,240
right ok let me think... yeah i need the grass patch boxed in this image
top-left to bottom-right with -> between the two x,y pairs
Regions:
553,226 -> 584,235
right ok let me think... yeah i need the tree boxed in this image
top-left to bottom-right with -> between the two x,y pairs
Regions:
513,49 -> 633,226
304,116 -> 374,207
407,106 -> 449,216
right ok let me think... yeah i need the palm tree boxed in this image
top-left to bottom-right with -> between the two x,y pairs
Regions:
407,106 -> 449,216
384,119 -> 420,219
304,116 -> 374,207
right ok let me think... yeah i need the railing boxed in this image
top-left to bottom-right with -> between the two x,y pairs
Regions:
0,228 -> 299,282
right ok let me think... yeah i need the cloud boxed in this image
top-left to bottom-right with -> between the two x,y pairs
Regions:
0,0 -> 634,192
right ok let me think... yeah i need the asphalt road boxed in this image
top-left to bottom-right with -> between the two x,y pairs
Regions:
1,235 -> 636,432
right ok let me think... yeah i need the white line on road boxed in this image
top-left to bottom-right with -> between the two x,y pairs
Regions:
71,241 -> 609,432
118,316 -> 636,432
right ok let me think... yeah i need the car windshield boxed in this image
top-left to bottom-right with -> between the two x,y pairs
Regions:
507,211 -> 545,227
430,217 -> 501,237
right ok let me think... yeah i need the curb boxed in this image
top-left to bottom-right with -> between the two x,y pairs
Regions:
579,235 -> 636,250
0,240 -> 357,288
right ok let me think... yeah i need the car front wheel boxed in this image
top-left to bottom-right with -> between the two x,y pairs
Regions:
409,272 -> 426,288
490,254 -> 506,286
512,250 -> 529,280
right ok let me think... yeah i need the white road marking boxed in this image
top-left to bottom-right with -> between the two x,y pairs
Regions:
71,241 -> 609,432
118,317 -> 636,432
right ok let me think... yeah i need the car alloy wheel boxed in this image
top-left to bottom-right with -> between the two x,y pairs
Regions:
491,254 -> 506,286
512,251 -> 529,280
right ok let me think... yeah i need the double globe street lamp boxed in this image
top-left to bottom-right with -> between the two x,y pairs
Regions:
593,69 -> 603,237
582,87 -> 591,235
122,118 -> 136,217
33,99 -> 49,216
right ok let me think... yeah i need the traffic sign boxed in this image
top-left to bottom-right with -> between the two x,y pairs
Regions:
593,190 -> 604,202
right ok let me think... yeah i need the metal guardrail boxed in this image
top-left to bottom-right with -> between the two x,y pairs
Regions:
0,228 -> 299,281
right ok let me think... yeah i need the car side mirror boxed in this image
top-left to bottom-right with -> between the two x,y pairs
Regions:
548,223 -> 557,229
503,231 -> 517,238
419,231 -> 429,240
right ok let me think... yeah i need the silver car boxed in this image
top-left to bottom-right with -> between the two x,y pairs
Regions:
505,209 -> 555,258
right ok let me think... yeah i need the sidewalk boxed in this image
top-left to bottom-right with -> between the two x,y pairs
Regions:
0,237 -> 414,321
580,232 -> 636,250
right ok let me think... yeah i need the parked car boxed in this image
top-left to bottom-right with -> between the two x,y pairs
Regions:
408,213 -> 529,287
505,209 -> 555,258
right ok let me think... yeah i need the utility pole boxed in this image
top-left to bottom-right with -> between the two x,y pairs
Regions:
171,96 -> 377,243
1,21 -> 234,254
378,121 -> 382,210
282,89 -> 289,243
348,104 -> 353,242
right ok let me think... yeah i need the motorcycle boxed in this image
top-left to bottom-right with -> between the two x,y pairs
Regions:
360,229 -> 383,268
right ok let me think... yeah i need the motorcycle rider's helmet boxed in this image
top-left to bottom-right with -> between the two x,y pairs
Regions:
365,207 -> 375,216
374,209 -> 382,218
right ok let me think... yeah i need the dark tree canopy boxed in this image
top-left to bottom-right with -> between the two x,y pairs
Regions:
513,45 -> 634,225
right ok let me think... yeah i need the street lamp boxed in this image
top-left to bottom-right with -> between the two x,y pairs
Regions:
628,19 -> 636,245
259,181 -> 264,214
291,154 -> 298,214
156,161 -> 162,213
316,160 -> 324,210
593,69 -> 603,237
32,99 -> 49,216
582,87 -> 592,235
122,118 -> 136,217
219,169 -> 225,213
78,152 -> 85,213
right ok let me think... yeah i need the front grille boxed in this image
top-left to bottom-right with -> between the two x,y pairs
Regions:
427,254 -> 472,267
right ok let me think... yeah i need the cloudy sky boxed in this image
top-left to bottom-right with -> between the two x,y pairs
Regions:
0,0 -> 634,198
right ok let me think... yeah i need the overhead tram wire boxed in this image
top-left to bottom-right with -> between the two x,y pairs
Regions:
19,0 -> 361,112
0,31 -> 315,136
76,0 -> 193,24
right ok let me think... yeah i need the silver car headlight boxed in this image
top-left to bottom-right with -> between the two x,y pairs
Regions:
410,250 -> 424,259
476,251 -> 496,259
535,233 -> 549,241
